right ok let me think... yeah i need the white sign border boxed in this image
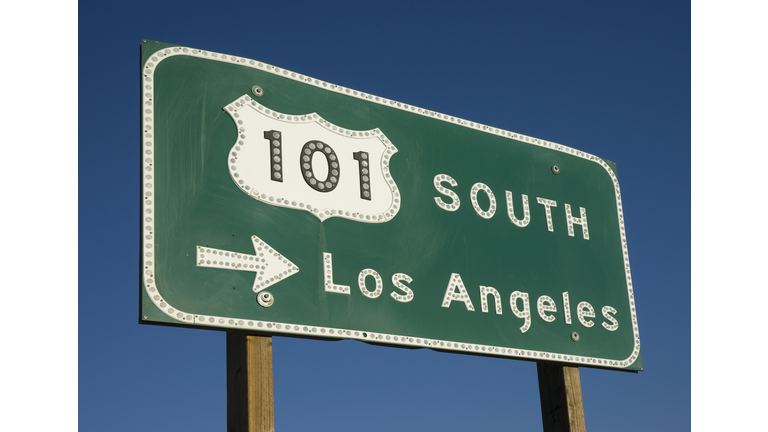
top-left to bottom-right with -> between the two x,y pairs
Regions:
140,42 -> 641,370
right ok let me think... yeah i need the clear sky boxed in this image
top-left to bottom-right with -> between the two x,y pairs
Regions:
8,1 -> 765,431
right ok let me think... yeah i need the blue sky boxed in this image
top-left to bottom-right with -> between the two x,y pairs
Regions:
7,1 -> 764,431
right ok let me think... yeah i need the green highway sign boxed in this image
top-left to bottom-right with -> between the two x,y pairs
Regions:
139,40 -> 642,371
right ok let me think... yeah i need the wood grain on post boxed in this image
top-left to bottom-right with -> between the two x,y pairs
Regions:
537,362 -> 586,432
227,332 -> 275,432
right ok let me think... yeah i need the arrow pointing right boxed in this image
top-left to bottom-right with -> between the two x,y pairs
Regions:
196,235 -> 300,293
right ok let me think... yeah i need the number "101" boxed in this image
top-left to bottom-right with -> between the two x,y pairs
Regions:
264,129 -> 372,201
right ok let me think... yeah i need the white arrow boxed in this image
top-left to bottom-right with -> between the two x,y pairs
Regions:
196,236 -> 300,293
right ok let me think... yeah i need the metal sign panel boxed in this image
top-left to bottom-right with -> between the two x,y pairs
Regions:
139,40 -> 642,371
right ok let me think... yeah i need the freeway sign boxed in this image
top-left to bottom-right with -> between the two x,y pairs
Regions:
139,40 -> 642,371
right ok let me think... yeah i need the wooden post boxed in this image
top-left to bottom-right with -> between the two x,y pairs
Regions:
227,332 -> 275,432
537,362 -> 586,432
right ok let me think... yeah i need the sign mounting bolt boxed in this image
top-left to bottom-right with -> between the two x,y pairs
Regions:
552,165 -> 560,175
252,85 -> 264,97
257,291 -> 274,307
570,331 -> 579,342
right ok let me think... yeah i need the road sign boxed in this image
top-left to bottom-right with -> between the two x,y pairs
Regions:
140,40 -> 642,371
